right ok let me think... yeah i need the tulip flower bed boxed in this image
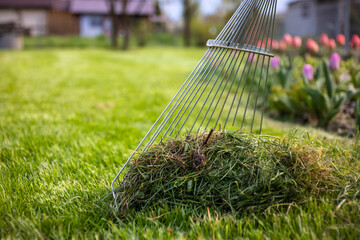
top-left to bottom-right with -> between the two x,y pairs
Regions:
264,33 -> 360,136
117,131 -> 333,213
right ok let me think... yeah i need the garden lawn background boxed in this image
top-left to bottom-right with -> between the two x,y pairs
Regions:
0,48 -> 358,239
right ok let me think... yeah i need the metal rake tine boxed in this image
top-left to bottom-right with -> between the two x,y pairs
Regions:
153,49 -> 228,142
220,0 -> 258,44
111,0 -> 279,209
110,46 -> 223,200
168,48 -> 232,138
167,0 -> 260,138
240,0 -> 273,130
215,0 -> 245,42
222,50 -> 249,129
232,52 -> 257,126
203,51 -> 242,131
223,0 -> 270,130
182,0 -> 261,135
184,49 -> 239,136
110,48 -> 213,207
240,55 -> 261,130
195,0 -> 262,130
233,0 -> 266,47
251,56 -> 267,132
251,0 -> 277,132
215,51 -> 247,131
143,47 -> 224,151
229,0 -> 258,45
247,0 -> 274,51
237,0 -> 276,132
260,0 -> 278,134
215,0 -> 250,43
232,0 -> 270,126
215,0 -> 271,130
194,1 -> 268,133
193,50 -> 242,134
169,0 -> 257,136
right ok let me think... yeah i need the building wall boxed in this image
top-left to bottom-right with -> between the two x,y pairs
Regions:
0,9 -> 47,36
80,15 -> 101,37
284,0 -> 317,37
0,10 -> 19,23
316,2 -> 339,37
79,15 -> 111,37
48,11 -> 79,35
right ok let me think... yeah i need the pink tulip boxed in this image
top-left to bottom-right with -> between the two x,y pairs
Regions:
272,40 -> 279,50
279,40 -> 287,51
336,34 -> 346,46
350,34 -> 360,50
257,40 -> 268,49
329,53 -> 341,70
270,56 -> 280,69
283,34 -> 293,45
328,39 -> 336,50
266,38 -> 272,49
291,36 -> 302,48
303,64 -> 314,80
306,39 -> 319,53
257,41 -> 262,48
248,53 -> 256,62
319,33 -> 329,47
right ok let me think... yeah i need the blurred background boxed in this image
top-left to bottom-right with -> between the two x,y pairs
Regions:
1,0 -> 360,137
0,0 -> 359,50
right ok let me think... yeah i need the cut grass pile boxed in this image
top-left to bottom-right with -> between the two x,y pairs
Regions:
117,131 -> 333,212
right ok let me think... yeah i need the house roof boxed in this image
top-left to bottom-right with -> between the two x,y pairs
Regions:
0,0 -> 52,9
70,0 -> 155,16
288,0 -> 341,6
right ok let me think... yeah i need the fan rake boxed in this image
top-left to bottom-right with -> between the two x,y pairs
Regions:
111,0 -> 278,209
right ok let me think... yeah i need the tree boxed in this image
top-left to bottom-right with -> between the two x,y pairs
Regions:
121,0 -> 130,50
183,0 -> 198,47
109,0 -> 119,49
108,0 -> 129,50
183,0 -> 192,46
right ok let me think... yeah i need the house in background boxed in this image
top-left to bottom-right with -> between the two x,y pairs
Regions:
0,22 -> 24,49
284,0 -> 359,39
47,0 -> 79,36
0,0 -> 155,37
0,0 -> 51,36
70,0 -> 154,37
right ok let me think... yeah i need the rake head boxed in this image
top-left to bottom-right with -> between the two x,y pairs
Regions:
112,0 -> 278,209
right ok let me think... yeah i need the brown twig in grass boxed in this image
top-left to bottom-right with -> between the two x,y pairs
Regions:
203,129 -> 214,147
145,212 -> 170,221
159,154 -> 187,165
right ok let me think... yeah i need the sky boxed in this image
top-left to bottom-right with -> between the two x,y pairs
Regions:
162,0 -> 290,21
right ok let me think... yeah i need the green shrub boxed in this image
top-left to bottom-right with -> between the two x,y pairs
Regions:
302,60 -> 346,128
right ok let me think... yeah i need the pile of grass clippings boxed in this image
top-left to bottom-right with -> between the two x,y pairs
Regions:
116,131 -> 332,212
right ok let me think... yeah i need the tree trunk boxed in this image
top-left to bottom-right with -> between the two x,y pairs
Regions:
109,0 -> 118,49
134,0 -> 148,47
137,18 -> 147,47
122,0 -> 130,50
183,0 -> 192,47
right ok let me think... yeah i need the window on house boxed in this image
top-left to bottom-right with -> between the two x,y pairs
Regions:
90,16 -> 102,27
302,3 -> 310,18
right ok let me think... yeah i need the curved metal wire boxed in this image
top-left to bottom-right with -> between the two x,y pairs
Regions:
111,0 -> 278,209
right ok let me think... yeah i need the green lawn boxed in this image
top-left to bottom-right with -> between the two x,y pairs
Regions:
0,48 -> 359,239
